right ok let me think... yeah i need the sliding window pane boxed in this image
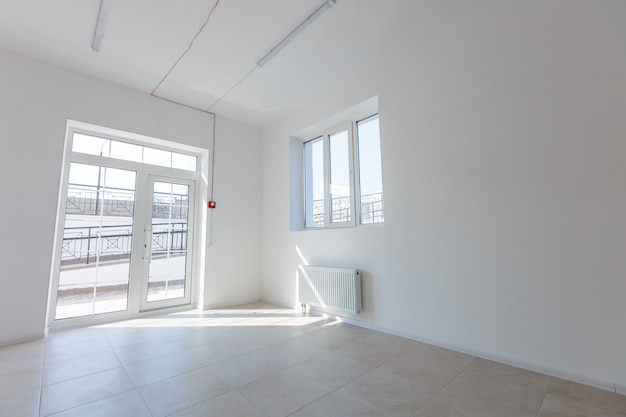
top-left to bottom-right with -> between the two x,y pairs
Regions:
357,115 -> 384,224
303,137 -> 324,228
329,129 -> 351,223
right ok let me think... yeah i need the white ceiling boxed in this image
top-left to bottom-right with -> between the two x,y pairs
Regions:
0,0 -> 409,127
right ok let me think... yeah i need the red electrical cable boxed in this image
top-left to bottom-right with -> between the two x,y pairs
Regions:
151,0 -> 221,96
210,113 -> 216,201
149,0 -> 220,205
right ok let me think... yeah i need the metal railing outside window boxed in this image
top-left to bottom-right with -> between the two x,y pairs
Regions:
311,192 -> 384,227
61,183 -> 189,268
61,222 -> 188,267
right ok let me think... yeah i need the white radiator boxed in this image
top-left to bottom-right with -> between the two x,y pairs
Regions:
298,265 -> 362,314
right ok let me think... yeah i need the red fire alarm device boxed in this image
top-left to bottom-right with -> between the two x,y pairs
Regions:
208,201 -> 217,209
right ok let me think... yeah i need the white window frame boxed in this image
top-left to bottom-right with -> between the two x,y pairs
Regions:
291,97 -> 382,232
302,122 -> 362,229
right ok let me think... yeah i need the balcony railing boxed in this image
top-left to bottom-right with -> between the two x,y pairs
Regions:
66,183 -> 188,219
61,222 -> 187,268
311,192 -> 384,227
360,192 -> 385,225
66,184 -> 135,217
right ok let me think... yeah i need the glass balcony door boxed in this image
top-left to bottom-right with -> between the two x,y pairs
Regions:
50,125 -> 203,326
55,163 -> 138,320
53,169 -> 196,321
140,177 -> 194,310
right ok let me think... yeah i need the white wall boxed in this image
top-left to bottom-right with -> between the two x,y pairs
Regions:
0,48 -> 262,344
261,1 -> 626,393
204,117 -> 262,308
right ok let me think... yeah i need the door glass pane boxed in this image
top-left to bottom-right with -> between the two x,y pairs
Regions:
329,129 -> 351,223
148,181 -> 190,302
56,163 -> 136,319
303,137 -> 324,228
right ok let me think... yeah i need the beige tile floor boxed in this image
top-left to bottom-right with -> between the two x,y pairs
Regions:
1,303 -> 624,417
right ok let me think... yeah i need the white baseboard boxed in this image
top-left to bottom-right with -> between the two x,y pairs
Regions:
259,298 -> 296,309
0,333 -> 44,347
203,298 -> 263,310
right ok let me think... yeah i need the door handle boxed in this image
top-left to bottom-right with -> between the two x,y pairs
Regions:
143,227 -> 152,262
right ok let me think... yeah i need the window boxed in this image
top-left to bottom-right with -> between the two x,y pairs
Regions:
72,133 -> 197,171
303,137 -> 324,228
303,114 -> 383,228
356,115 -> 384,224
329,128 -> 353,224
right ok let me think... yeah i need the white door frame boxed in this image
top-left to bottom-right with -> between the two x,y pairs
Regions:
47,120 -> 208,329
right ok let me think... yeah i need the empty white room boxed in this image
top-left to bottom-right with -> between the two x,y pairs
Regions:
1,1 -> 625,416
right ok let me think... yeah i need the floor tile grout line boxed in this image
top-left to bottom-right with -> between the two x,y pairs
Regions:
327,344 -> 424,414
40,330 -> 132,417
41,387 -> 138,417
176,320 -> 367,393
159,390 -> 271,417
124,357 -> 210,389
9,305 -> 626,416
222,342 -> 330,390
42,334 -> 121,382
163,315 -> 301,347
282,350 -> 396,417
167,320 -> 331,370
44,328 -> 108,350
159,395 -> 219,417
280,335 -> 421,416
232,347 -> 340,417
187,314 -> 384,392
43,332 -> 112,370
36,313 -> 400,389
283,388 -> 338,417
40,311 -> 328,396
108,332 -> 143,392
166,327 -> 274,354
38,339 -> 46,417
101,317 -> 265,364
131,386 -> 156,417
133,382 -> 156,417
409,355 -> 479,417
132,311 -> 311,416
534,376 -> 553,417
123,319 -> 237,417
41,357 -> 123,387
205,319 -> 359,390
